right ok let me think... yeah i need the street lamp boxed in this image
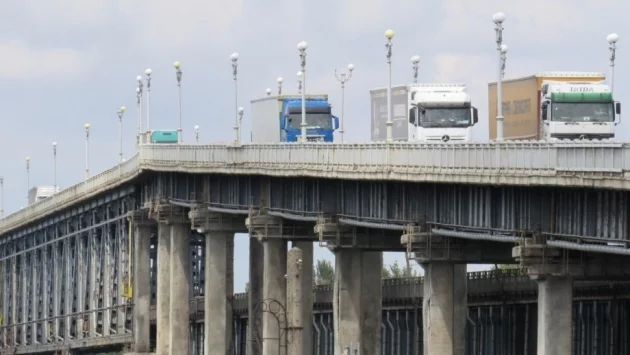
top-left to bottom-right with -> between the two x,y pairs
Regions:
0,176 -> 3,219
52,142 -> 57,192
500,44 -> 508,78
117,106 -> 126,163
173,61 -> 183,143
607,33 -> 619,93
297,41 -> 308,143
297,71 -> 303,94
277,77 -> 284,95
25,156 -> 30,206
231,52 -> 240,143
136,75 -> 143,145
238,107 -> 244,142
194,125 -> 200,143
84,123 -> 91,179
145,68 -> 152,143
493,11 -> 506,141
384,29 -> 395,143
411,55 -> 420,83
334,63 -> 355,142
266,88 -> 271,96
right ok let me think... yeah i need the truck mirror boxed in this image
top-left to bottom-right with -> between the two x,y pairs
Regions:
408,108 -> 416,125
541,107 -> 548,121
332,115 -> 340,130
280,116 -> 287,130
616,102 -> 621,114
472,107 -> 479,124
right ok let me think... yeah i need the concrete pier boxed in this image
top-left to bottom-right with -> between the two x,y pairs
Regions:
537,276 -> 573,355
168,222 -> 191,355
333,249 -> 383,355
248,236 -> 264,355
422,262 -> 467,355
262,237 -> 288,355
155,223 -> 170,355
293,241 -> 313,355
130,211 -> 154,353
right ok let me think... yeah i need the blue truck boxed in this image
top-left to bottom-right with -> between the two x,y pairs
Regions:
250,94 -> 340,142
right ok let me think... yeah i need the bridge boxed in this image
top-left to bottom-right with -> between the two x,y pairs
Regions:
1,142 -> 629,355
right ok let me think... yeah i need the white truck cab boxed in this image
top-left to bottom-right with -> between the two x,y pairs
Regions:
407,84 -> 478,143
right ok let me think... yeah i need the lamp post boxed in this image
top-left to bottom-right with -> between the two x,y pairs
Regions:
117,106 -> 126,163
334,63 -> 355,142
297,71 -> 303,94
384,29 -> 395,143
607,33 -> 619,93
173,61 -> 183,143
136,75 -> 143,145
194,125 -> 200,143
500,44 -> 508,79
231,52 -> 240,144
493,12 -> 506,141
1,176 -> 4,218
25,157 -> 30,206
266,88 -> 271,96
297,41 -> 308,143
238,107 -> 244,142
84,123 -> 91,179
52,142 -> 57,192
411,55 -> 420,83
277,77 -> 283,95
145,68 -> 152,143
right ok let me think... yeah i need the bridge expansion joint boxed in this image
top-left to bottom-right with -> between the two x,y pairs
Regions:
188,204 -> 244,233
401,224 -> 467,263
148,202 -> 189,225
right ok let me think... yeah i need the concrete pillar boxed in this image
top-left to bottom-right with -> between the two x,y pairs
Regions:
248,235 -> 264,355
286,247 -> 304,355
169,222 -> 191,355
537,276 -> 573,355
262,238 -> 288,355
130,211 -> 154,353
333,249 -> 383,355
421,262 -> 467,355
204,231 -> 234,355
293,241 -> 313,355
156,223 -> 171,355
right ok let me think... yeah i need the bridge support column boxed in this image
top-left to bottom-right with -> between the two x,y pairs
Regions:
293,241 -> 313,355
248,236 -> 264,355
537,276 -> 573,355
247,213 -> 288,355
150,203 -> 190,355
129,211 -> 155,353
189,207 -> 243,355
333,249 -> 383,355
421,262 -> 467,355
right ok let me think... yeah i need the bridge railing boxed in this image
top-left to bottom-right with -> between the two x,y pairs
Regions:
140,141 -> 628,175
1,141 -> 628,235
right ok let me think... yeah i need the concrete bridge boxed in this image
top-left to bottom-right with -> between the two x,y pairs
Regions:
1,142 -> 629,355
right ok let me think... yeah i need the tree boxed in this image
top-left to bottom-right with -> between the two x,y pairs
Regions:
314,259 -> 335,285
245,282 -> 250,293
382,261 -> 419,279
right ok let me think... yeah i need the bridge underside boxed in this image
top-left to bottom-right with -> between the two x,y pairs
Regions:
1,172 -> 630,354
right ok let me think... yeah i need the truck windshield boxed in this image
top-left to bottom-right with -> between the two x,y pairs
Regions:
552,103 -> 614,122
419,108 -> 471,128
287,113 -> 332,129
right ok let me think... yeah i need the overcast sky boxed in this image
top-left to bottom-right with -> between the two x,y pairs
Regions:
0,0 -> 626,291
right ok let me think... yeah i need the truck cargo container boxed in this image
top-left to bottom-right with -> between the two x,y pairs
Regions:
370,84 -> 479,142
488,72 -> 621,141
250,94 -> 339,143
28,186 -> 60,206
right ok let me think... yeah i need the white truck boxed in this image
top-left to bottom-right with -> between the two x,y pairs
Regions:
370,84 -> 479,143
540,80 -> 620,140
28,186 -> 60,205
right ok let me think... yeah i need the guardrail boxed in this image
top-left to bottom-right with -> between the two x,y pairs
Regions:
1,141 -> 628,236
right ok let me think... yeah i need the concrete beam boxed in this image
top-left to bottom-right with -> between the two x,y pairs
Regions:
402,233 -> 514,264
246,212 -> 314,240
513,242 -> 630,279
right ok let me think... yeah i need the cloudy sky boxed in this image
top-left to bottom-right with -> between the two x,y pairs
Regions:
0,0 -> 626,291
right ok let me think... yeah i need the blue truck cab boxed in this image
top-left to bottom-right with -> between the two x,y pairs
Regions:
279,98 -> 339,142
250,94 -> 339,143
